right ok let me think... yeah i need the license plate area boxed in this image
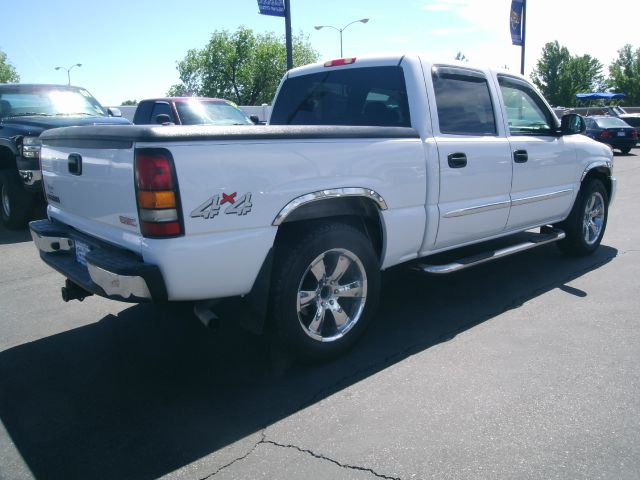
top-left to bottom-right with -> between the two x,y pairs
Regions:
617,131 -> 626,137
74,240 -> 91,266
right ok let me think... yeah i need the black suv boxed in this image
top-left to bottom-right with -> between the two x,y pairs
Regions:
0,84 -> 130,228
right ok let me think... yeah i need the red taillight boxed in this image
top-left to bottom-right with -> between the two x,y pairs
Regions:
632,129 -> 638,139
324,57 -> 357,68
136,153 -> 174,190
599,130 -> 610,138
134,149 -> 183,238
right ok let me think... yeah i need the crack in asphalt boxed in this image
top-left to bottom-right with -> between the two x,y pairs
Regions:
262,439 -> 402,480
201,429 -> 401,479
200,430 -> 266,479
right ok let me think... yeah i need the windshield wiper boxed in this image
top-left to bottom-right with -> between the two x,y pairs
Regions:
54,112 -> 99,116
8,112 -> 54,117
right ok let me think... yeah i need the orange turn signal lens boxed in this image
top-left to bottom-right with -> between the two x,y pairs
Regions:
137,190 -> 176,209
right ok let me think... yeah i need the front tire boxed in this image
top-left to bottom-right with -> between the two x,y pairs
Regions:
271,222 -> 380,362
556,178 -> 608,256
0,169 -> 33,230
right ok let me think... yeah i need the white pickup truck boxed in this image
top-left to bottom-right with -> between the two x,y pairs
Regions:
30,55 -> 615,360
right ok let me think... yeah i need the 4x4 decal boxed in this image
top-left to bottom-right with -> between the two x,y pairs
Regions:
190,192 -> 252,219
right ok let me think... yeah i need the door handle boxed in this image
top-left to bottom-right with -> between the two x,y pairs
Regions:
513,150 -> 528,163
447,152 -> 467,168
68,153 -> 82,175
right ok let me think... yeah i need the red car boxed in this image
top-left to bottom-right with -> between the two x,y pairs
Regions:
132,97 -> 255,126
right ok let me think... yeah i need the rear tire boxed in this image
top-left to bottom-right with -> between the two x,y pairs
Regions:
620,147 -> 631,155
0,169 -> 33,230
270,222 -> 380,362
556,178 -> 608,256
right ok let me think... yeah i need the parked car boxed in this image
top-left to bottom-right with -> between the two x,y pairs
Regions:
604,106 -> 640,129
30,55 -> 614,361
0,84 -> 130,229
133,97 -> 255,126
584,115 -> 638,154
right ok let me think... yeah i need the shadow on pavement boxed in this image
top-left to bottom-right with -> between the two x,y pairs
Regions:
0,244 -> 617,480
0,223 -> 31,245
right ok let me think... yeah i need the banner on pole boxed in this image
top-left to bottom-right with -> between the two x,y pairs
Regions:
510,0 -> 524,46
257,0 -> 285,17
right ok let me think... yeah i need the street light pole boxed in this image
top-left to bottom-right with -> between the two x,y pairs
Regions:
54,63 -> 82,85
314,18 -> 369,58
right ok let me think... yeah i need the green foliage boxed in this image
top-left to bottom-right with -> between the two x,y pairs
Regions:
0,49 -> 20,83
167,27 -> 319,105
120,99 -> 138,106
454,51 -> 468,62
531,41 -> 604,107
608,44 -> 640,105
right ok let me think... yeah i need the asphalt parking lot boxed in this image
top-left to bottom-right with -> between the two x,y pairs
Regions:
1,148 -> 639,480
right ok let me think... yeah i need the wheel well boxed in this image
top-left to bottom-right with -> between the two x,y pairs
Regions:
583,168 -> 612,203
274,197 -> 384,262
0,146 -> 16,171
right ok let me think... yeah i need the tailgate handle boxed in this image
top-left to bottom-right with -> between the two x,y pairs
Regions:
68,153 -> 82,175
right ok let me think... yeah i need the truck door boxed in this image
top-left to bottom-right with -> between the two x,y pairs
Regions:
496,75 -> 577,230
430,66 -> 513,249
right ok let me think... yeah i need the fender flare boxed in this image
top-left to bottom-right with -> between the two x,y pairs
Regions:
272,187 -> 388,226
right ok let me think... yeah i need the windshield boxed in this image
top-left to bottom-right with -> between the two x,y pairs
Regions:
175,101 -> 252,125
0,86 -> 107,117
595,117 -> 630,128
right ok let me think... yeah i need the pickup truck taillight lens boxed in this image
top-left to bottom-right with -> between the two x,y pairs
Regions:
134,149 -> 183,238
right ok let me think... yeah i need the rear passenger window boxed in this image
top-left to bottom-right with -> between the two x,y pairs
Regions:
270,66 -> 410,127
432,68 -> 497,136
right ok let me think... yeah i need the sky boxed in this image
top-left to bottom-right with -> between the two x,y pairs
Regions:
2,0 -> 638,106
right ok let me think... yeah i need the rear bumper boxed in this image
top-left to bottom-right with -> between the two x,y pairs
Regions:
29,219 -> 167,302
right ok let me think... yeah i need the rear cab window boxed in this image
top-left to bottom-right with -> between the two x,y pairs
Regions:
270,66 -> 411,127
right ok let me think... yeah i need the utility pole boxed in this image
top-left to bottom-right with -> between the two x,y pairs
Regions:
520,0 -> 527,75
285,0 -> 293,70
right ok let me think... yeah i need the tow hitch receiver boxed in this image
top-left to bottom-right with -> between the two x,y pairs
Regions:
61,279 -> 94,302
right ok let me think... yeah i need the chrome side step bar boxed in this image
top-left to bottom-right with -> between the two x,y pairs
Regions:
416,228 -> 566,274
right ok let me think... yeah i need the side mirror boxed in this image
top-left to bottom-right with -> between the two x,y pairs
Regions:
107,107 -> 122,117
249,115 -> 261,124
560,113 -> 585,135
155,114 -> 173,125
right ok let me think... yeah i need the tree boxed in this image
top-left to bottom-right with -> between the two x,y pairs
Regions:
531,41 -> 604,107
0,49 -> 20,83
454,51 -> 468,62
121,99 -> 138,106
608,44 -> 640,105
531,41 -> 571,106
167,27 -> 319,105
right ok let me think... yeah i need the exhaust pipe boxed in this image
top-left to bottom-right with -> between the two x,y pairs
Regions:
61,279 -> 93,302
193,300 -> 220,331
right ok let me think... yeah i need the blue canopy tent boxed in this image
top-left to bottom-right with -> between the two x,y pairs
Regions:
576,92 -> 625,101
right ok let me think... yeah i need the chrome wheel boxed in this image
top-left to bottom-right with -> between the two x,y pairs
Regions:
297,248 -> 367,342
583,191 -> 605,245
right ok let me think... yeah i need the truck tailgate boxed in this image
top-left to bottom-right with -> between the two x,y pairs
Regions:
40,142 -> 142,253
